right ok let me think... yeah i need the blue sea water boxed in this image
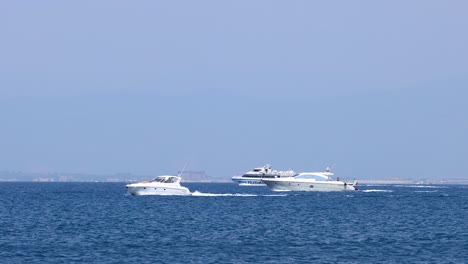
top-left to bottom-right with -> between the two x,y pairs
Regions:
1,183 -> 467,263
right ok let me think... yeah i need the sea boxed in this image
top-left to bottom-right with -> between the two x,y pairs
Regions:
1,183 -> 467,264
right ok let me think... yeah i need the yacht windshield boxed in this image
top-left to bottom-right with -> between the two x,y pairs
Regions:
295,174 -> 329,181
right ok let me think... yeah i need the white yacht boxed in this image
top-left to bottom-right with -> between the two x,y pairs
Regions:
126,175 -> 191,196
261,167 -> 358,192
232,164 -> 296,186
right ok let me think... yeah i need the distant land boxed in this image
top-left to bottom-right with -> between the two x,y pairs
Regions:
0,170 -> 230,183
0,170 -> 467,185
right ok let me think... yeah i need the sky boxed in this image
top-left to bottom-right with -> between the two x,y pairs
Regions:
1,1 -> 467,180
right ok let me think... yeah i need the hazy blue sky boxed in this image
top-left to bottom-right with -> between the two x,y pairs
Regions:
1,1 -> 467,180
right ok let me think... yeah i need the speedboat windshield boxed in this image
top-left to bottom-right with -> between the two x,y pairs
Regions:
153,177 -> 166,182
164,177 -> 178,183
153,176 -> 179,183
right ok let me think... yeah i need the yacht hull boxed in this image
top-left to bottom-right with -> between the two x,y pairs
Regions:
232,177 -> 266,186
232,164 -> 296,186
262,179 -> 356,192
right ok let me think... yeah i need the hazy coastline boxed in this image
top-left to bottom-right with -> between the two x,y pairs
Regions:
1,170 -> 467,185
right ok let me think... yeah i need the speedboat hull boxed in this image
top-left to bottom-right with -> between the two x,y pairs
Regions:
126,176 -> 191,196
127,185 -> 191,196
126,185 -> 191,196
262,178 -> 356,192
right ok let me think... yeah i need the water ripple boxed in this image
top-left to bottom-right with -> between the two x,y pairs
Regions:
0,182 -> 467,263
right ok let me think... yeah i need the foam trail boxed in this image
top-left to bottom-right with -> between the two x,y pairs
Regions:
394,185 -> 445,188
191,191 -> 287,197
361,189 -> 393,193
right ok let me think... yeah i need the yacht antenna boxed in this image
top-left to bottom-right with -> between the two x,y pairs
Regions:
325,163 -> 336,173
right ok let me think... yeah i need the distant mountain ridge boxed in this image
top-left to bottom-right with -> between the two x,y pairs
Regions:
0,170 -> 230,182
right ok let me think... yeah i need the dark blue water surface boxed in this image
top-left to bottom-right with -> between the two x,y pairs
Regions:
1,183 -> 467,263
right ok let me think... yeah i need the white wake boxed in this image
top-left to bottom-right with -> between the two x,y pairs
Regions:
191,191 -> 287,197
394,185 -> 445,188
361,189 -> 393,193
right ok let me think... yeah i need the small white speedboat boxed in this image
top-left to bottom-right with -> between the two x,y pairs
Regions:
126,175 -> 191,196
262,167 -> 358,192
